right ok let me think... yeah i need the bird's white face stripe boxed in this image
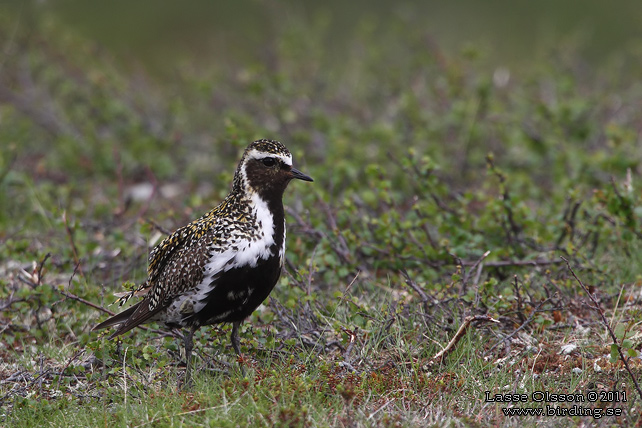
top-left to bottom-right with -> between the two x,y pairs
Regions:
245,149 -> 292,166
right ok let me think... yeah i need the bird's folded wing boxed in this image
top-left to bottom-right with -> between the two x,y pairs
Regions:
147,223 -> 192,282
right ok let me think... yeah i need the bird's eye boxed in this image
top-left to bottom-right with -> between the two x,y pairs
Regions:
262,157 -> 277,167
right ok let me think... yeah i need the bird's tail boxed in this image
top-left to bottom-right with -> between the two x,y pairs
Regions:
93,302 -> 141,336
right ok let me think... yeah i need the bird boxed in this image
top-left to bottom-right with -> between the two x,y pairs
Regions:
93,139 -> 313,381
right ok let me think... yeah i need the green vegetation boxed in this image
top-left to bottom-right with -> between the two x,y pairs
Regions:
2,4 -> 642,427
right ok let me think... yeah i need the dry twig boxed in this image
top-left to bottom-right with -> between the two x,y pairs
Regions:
400,269 -> 429,313
562,256 -> 642,401
486,297 -> 551,354
62,211 -> 84,279
429,314 -> 499,364
461,258 -> 563,268
462,250 -> 491,291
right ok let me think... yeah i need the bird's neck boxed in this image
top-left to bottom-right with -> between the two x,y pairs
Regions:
248,191 -> 285,250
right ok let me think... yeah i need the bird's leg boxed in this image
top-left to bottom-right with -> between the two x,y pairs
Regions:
231,321 -> 246,376
182,326 -> 195,388
231,321 -> 242,356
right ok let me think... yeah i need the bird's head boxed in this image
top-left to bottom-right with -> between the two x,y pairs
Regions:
233,139 -> 313,200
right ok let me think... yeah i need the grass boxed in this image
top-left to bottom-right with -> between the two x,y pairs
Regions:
2,3 -> 642,427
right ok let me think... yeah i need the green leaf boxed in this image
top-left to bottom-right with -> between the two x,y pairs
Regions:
610,344 -> 619,364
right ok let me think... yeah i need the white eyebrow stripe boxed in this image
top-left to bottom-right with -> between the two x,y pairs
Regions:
246,149 -> 292,166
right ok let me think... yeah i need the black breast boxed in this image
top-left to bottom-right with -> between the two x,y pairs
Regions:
193,252 -> 283,326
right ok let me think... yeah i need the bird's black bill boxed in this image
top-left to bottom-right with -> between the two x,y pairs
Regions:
290,167 -> 313,182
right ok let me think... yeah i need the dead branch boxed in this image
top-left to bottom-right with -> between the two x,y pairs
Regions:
60,264 -> 174,339
429,314 -> 499,364
486,297 -> 551,354
562,256 -> 642,401
461,250 -> 490,290
58,288 -> 116,316
36,253 -> 50,287
555,199 -> 582,248
486,155 -> 521,245
400,269 -> 429,313
317,196 -> 352,263
145,218 -> 173,236
462,258 -> 563,268
62,211 -> 84,279
342,327 -> 358,362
